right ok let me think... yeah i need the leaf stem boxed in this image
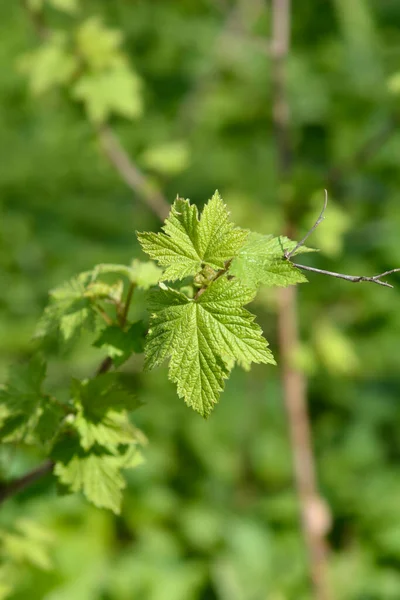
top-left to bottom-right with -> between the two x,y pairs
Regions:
121,283 -> 136,325
93,304 -> 113,326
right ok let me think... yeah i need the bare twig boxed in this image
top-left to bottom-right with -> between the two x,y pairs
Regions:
285,190 -> 328,259
293,264 -> 400,289
285,191 -> 400,289
0,459 -> 54,504
97,125 -> 170,222
271,2 -> 333,599
22,1 -> 170,223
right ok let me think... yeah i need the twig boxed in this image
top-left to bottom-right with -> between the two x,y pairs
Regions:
285,192 -> 400,289
121,283 -> 136,325
21,1 -> 170,223
0,459 -> 54,504
97,125 -> 170,222
285,190 -> 328,259
93,304 -> 113,326
293,264 -> 400,289
271,2 -> 333,599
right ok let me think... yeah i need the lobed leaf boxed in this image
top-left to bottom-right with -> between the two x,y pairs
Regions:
137,191 -> 248,281
145,277 -> 275,416
230,232 -> 312,289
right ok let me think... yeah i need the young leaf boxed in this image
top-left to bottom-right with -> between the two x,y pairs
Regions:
36,272 -> 97,342
48,0 -> 79,14
71,374 -> 140,420
19,33 -> 77,96
75,17 -> 122,71
145,277 -> 275,417
230,232 -> 312,289
94,321 -> 146,367
73,410 -> 139,451
93,260 -> 163,289
0,357 -> 46,412
72,65 -> 142,123
137,191 -> 248,281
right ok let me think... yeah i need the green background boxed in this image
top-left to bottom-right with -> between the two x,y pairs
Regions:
2,0 -> 400,598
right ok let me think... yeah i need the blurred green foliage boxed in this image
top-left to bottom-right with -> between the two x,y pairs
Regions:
2,0 -> 400,598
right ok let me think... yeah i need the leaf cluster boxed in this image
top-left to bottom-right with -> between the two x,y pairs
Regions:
138,191 -> 309,416
0,258 -> 161,513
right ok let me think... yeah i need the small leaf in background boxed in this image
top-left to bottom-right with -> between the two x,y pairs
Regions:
314,320 -> 360,375
72,65 -> 143,123
1,356 -> 46,409
138,191 -> 248,281
129,260 -> 163,289
94,321 -> 146,367
36,272 -> 97,342
388,71 -> 400,95
92,260 -> 162,288
26,0 -> 44,12
48,0 -> 80,14
0,519 -> 54,572
19,34 -> 77,96
230,232 -> 310,289
141,140 -> 190,176
75,17 -> 123,71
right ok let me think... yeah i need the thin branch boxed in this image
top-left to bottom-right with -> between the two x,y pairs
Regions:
293,264 -> 400,289
93,303 -> 114,326
21,1 -> 170,223
285,191 -> 400,289
0,459 -> 54,504
271,1 -> 333,599
97,125 -> 170,222
121,283 -> 136,325
285,190 -> 328,259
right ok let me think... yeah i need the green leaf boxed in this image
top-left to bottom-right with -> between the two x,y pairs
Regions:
36,272 -> 97,342
94,321 -> 146,367
0,357 -> 46,424
73,410 -> 139,451
69,374 -> 142,450
19,34 -> 77,96
71,374 -> 140,421
54,450 -> 126,514
75,17 -> 122,71
230,232 -> 311,289
72,65 -> 142,123
34,402 -> 65,445
145,277 -> 275,417
129,260 -> 164,289
141,140 -> 190,175
137,191 -> 248,281
93,260 -> 163,289
48,0 -> 79,14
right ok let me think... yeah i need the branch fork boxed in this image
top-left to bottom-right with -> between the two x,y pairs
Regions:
285,190 -> 400,289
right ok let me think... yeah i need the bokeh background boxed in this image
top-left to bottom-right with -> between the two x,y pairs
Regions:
2,0 -> 400,598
